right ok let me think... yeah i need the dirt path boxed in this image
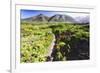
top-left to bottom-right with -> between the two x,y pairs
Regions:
47,34 -> 55,57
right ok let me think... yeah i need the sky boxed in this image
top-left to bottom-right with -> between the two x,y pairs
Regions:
21,9 -> 90,19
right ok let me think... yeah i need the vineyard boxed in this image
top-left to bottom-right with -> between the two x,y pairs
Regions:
20,22 -> 89,63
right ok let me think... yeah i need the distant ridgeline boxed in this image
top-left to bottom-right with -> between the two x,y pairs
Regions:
21,14 -> 89,24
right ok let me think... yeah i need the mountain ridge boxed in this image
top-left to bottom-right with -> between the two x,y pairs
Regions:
22,14 -> 89,24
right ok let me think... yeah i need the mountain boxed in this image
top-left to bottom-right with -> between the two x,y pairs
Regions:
22,14 -> 85,23
22,14 -> 49,22
48,14 -> 77,23
75,16 -> 90,24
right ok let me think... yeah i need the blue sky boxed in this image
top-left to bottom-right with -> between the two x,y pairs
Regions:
21,10 -> 57,19
21,9 -> 89,19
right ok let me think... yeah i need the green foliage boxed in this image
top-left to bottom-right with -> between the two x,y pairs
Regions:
21,22 -> 89,62
58,42 -> 66,47
21,23 -> 53,63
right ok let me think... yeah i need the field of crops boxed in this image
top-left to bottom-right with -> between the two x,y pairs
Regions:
20,22 -> 89,63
